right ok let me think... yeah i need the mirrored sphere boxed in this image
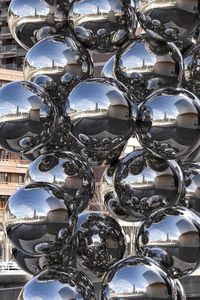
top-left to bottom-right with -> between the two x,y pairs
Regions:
176,279 -> 186,300
3,182 -> 75,256
0,81 -> 57,154
8,0 -> 68,50
23,36 -> 94,98
181,162 -> 200,214
101,55 -> 116,79
26,151 -> 95,212
65,77 -> 137,166
17,268 -> 96,300
77,211 -> 125,277
101,163 -> 142,222
115,35 -> 183,103
137,87 -> 200,159
68,0 -> 136,53
114,149 -> 183,222
137,0 -> 200,42
101,256 -> 176,299
136,206 -> 200,278
13,248 -> 45,275
183,43 -> 200,98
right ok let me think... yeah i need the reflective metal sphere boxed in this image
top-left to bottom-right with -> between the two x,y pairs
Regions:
8,0 -> 68,50
77,211 -> 126,277
176,279 -> 186,300
114,149 -> 183,222
136,206 -> 200,278
101,256 -> 176,299
101,55 -> 116,79
181,162 -> 200,214
18,268 -> 96,300
68,0 -> 136,53
0,81 -> 57,154
115,35 -> 183,103
137,0 -> 200,42
137,87 -> 200,159
26,151 -> 95,212
101,163 -> 142,222
183,43 -> 200,98
13,248 -> 44,275
23,36 -> 94,98
65,77 -> 137,166
3,182 -> 75,257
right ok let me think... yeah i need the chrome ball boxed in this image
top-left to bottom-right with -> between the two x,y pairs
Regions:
101,55 -> 116,79
0,81 -> 57,154
101,256 -> 176,299
115,35 -> 183,103
18,268 -> 96,300
26,151 -> 95,212
100,163 -> 140,222
181,162 -> 200,214
23,36 -> 94,98
12,248 -> 44,275
137,87 -> 200,159
137,0 -> 200,42
136,206 -> 200,278
183,43 -> 200,98
3,182 -> 75,257
77,211 -> 125,277
114,149 -> 183,222
8,0 -> 67,50
68,0 -> 136,53
65,77 -> 137,166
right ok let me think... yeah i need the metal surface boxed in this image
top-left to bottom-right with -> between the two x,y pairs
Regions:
101,55 -> 116,79
23,36 -> 94,99
137,0 -> 200,42
176,279 -> 186,300
77,211 -> 125,277
65,77 -> 137,165
101,256 -> 176,299
114,148 -> 184,222
183,43 -> 200,98
137,87 -> 200,160
8,0 -> 68,50
3,182 -> 75,258
26,151 -> 95,212
0,81 -> 57,154
17,268 -> 96,300
136,206 -> 200,278
115,35 -> 183,102
68,0 -> 136,52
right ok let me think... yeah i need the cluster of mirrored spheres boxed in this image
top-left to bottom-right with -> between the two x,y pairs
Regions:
1,0 -> 200,299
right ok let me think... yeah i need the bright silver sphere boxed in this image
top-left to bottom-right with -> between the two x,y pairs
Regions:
0,81 -> 57,154
26,151 -> 95,212
3,182 -> 75,257
68,0 -> 136,53
101,163 -> 141,222
176,279 -> 186,300
65,77 -> 137,165
137,87 -> 200,159
101,55 -> 116,79
136,206 -> 200,278
101,256 -> 176,299
18,268 -> 96,300
8,0 -> 67,50
183,43 -> 200,98
114,149 -> 183,222
13,248 -> 44,275
115,35 -> 183,102
77,211 -> 125,277
23,36 -> 94,97
181,162 -> 200,214
137,0 -> 200,42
